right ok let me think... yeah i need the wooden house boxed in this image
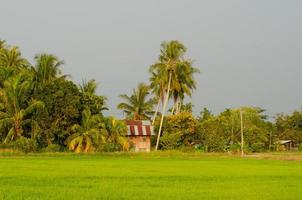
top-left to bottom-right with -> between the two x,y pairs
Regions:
125,120 -> 154,152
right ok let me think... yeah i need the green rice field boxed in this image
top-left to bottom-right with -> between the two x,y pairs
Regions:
0,152 -> 301,200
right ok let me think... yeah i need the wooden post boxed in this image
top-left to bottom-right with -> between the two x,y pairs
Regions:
240,108 -> 244,156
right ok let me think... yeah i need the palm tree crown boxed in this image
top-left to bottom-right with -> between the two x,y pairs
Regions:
79,79 -> 108,114
117,83 -> 155,120
31,54 -> 64,90
0,46 -> 29,69
101,117 -> 129,151
150,40 -> 199,114
0,74 -> 44,143
66,109 -> 104,153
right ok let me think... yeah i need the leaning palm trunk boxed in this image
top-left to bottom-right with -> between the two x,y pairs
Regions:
155,72 -> 172,151
171,104 -> 175,115
151,94 -> 161,125
175,99 -> 181,114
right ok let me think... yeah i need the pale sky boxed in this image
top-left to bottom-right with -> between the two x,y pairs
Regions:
1,0 -> 302,118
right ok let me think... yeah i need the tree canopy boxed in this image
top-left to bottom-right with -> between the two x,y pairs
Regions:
0,39 -> 301,153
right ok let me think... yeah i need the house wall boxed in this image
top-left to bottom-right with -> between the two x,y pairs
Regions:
129,136 -> 151,152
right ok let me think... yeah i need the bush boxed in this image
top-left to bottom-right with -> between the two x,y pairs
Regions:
42,144 -> 62,152
12,137 -> 38,153
299,144 -> 302,151
250,143 -> 266,152
99,143 -> 122,152
0,143 -> 14,149
194,144 -> 204,152
227,143 -> 241,153
155,112 -> 200,150
160,131 -> 182,150
179,146 -> 195,152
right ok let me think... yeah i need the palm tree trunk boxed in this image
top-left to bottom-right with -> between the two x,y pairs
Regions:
155,72 -> 172,151
175,98 -> 180,114
171,103 -> 175,115
151,94 -> 161,125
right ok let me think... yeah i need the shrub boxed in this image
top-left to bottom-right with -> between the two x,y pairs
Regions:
194,144 -> 204,151
0,143 -> 14,149
99,143 -> 122,152
227,143 -> 241,153
299,143 -> 302,151
42,144 -> 62,152
250,143 -> 266,152
12,137 -> 38,153
160,131 -> 182,150
156,112 -> 200,150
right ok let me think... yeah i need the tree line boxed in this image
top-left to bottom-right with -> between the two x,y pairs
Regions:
0,39 -> 301,153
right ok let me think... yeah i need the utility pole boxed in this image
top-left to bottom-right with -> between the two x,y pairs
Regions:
240,108 -> 244,156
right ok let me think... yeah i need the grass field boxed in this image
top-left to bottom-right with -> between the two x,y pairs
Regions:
0,152 -> 302,200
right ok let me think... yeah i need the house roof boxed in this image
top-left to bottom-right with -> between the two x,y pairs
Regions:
279,140 -> 292,144
125,120 -> 154,136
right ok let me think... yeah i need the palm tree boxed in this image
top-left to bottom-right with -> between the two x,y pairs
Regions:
79,79 -> 108,114
0,40 -> 6,50
149,40 -> 198,150
31,53 -> 65,90
149,71 -> 165,125
171,60 -> 199,114
0,75 -> 44,143
0,67 -> 15,88
117,83 -> 155,120
79,79 -> 98,95
0,46 -> 29,69
66,109 -> 104,153
101,117 -> 129,151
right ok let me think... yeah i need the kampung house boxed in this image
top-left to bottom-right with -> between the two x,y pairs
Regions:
276,140 -> 297,151
125,120 -> 154,152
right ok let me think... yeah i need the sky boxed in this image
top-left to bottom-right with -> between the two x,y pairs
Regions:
1,0 -> 302,119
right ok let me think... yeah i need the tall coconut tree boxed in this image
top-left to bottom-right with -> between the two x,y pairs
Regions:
66,109 -> 104,153
171,60 -> 199,114
117,83 -> 155,120
149,40 -> 198,150
0,74 -> 44,143
31,54 -> 65,90
149,71 -> 165,125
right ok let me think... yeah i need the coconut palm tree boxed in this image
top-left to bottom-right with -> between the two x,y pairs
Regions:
0,67 -> 15,88
149,40 -> 198,150
79,79 -> 108,114
0,75 -> 44,143
0,40 -> 6,50
0,46 -> 29,69
171,60 -> 199,114
31,54 -> 64,90
101,117 -> 129,151
80,79 -> 98,95
66,109 -> 104,153
117,83 -> 155,120
149,71 -> 165,125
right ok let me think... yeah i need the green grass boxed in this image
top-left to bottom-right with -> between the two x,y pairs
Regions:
0,152 -> 302,200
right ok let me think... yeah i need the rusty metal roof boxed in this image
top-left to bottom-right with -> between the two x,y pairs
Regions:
125,120 -> 154,136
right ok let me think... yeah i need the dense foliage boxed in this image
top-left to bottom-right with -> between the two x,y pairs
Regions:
0,40 -> 126,152
0,39 -> 301,153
